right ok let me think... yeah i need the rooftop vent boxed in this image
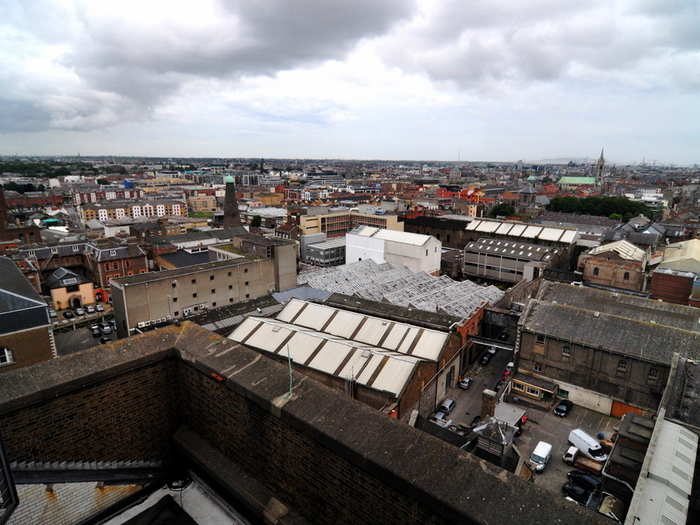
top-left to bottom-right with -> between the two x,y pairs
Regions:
593,312 -> 600,318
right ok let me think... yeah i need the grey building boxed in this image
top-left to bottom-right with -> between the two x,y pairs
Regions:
515,281 -> 700,416
305,237 -> 346,267
463,238 -> 562,283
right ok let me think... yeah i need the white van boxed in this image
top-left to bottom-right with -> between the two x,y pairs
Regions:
568,428 -> 608,462
529,441 -> 552,472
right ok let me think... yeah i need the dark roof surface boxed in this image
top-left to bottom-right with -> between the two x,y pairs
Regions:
111,258 -> 259,286
522,300 -> 700,364
324,292 -> 461,330
158,250 -> 210,268
0,257 -> 45,315
465,238 -> 557,262
537,281 -> 700,333
45,267 -> 90,289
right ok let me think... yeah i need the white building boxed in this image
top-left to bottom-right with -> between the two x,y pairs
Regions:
345,226 -> 442,275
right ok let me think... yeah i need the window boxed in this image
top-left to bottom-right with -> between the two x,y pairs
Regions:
172,297 -> 177,303
526,386 -> 540,396
534,363 -> 544,373
244,281 -> 249,286
593,267 -> 599,276
229,298 -> 234,303
562,345 -> 571,358
172,282 -> 177,288
535,334 -> 545,344
228,272 -> 232,277
512,382 -> 525,391
174,311 -> 179,316
425,250 -> 428,256
0,348 -> 14,366
617,359 -> 628,372
623,272 -> 630,281
244,268 -> 248,273
228,285 -> 233,290
648,367 -> 658,380
212,302 -> 216,307
192,293 -> 198,298
209,275 -> 214,281
245,294 -> 250,299
191,279 -> 196,284
211,289 -> 215,294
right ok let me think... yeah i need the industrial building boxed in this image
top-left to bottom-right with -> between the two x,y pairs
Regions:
463,238 -> 562,283
305,237 -> 346,267
345,226 -> 442,275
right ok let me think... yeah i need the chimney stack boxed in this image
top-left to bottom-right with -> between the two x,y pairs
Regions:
223,175 -> 242,229
481,389 -> 497,420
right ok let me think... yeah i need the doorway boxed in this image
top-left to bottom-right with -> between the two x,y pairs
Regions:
70,296 -> 82,309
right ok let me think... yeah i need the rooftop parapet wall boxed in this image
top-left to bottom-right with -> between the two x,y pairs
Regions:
0,323 -> 603,525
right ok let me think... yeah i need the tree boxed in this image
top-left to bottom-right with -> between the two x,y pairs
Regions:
609,213 -> 623,221
489,203 -> 515,218
250,215 -> 262,228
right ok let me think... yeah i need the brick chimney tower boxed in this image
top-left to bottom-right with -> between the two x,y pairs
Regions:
0,186 -> 8,231
223,175 -> 242,229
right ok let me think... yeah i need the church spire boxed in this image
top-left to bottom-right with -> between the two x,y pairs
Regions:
595,147 -> 605,184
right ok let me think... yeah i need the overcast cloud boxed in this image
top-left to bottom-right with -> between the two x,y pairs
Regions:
0,0 -> 698,163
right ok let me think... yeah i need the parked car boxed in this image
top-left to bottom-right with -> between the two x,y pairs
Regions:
91,326 -> 101,337
554,399 -> 574,417
48,309 -> 57,319
562,481 -> 590,505
480,352 -> 493,365
529,441 -> 552,473
100,321 -> 111,331
75,308 -> 86,316
429,412 -> 451,428
437,398 -> 456,416
563,446 -> 604,476
569,429 -> 608,462
86,305 -> 96,314
95,304 -> 105,312
487,346 -> 497,355
63,311 -> 74,319
458,377 -> 473,390
100,325 -> 113,336
567,470 -> 602,493
99,336 -> 112,344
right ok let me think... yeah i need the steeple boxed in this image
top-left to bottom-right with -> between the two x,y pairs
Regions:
595,147 -> 605,184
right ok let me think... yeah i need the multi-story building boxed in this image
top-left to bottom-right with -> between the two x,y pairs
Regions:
515,281 -> 700,416
72,185 -> 144,205
345,226 -> 442,275
650,239 -> 700,306
298,211 -> 403,238
578,240 -> 647,292
0,256 -> 54,373
80,199 -> 188,222
402,215 -> 473,249
187,194 -> 217,213
305,237 -> 346,267
463,238 -> 562,283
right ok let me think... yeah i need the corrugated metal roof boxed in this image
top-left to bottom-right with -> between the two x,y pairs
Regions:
589,240 -> 646,262
276,298 -> 448,361
228,316 -> 421,397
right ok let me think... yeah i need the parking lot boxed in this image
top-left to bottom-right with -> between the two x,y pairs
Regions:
55,318 -> 118,357
436,345 -> 618,497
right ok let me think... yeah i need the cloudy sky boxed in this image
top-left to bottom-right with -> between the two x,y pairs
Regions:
1,0 -> 698,163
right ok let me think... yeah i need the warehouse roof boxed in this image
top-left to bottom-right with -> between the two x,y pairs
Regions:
658,239 -> 700,273
536,281 -> 700,333
276,298 -> 448,361
521,300 -> 700,364
466,219 -> 577,244
229,316 -> 421,398
465,238 -> 558,262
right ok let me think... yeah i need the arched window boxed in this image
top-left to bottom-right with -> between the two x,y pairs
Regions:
623,272 -> 630,280
593,267 -> 599,276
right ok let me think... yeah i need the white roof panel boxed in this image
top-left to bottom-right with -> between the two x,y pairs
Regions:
324,309 -> 363,338
465,220 -> 480,231
354,317 -> 390,346
293,302 -> 333,330
475,221 -> 500,233
356,354 -> 384,384
355,226 -> 379,237
382,324 -> 409,350
372,357 -> 415,395
276,298 -> 306,322
373,229 -> 431,246
559,230 -> 577,244
308,341 -> 352,373
339,349 -> 374,381
495,222 -> 514,235
245,322 -> 293,352
537,227 -> 565,242
521,225 -> 543,238
508,224 -> 527,236
228,317 -> 259,342
284,332 -> 322,362
412,330 -> 449,360
398,327 -> 421,354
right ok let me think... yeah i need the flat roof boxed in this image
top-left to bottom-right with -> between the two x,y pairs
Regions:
466,219 -> 577,244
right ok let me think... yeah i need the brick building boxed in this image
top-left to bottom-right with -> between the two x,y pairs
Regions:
80,199 -> 188,222
402,215 -> 472,249
516,282 -> 700,416
0,257 -> 54,373
578,240 -> 647,291
298,210 -> 403,238
0,322 -> 600,525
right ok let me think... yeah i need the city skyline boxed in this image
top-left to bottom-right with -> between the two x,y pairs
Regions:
1,1 -> 699,164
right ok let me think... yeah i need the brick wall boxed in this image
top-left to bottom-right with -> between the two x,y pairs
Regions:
0,359 -> 178,463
